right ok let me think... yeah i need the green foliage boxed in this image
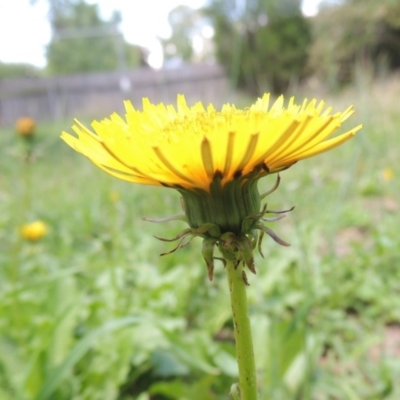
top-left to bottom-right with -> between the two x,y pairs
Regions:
46,0 -> 144,74
205,0 -> 312,94
2,74 -> 400,398
309,0 -> 400,88
0,62 -> 44,79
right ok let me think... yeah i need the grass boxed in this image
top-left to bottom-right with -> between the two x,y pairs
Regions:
1,74 -> 400,399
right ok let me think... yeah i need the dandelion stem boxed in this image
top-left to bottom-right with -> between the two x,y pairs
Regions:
226,260 -> 258,400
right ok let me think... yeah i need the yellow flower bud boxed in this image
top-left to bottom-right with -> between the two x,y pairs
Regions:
20,221 -> 48,241
382,168 -> 394,182
15,117 -> 36,137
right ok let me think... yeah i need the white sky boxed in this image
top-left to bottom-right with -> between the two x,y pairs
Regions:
0,0 -> 322,68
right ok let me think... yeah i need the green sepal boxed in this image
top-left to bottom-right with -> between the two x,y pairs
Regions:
145,171 -> 293,282
178,170 -> 261,236
218,232 -> 240,261
238,235 -> 256,274
143,213 -> 186,223
202,238 -> 217,281
254,223 -> 291,247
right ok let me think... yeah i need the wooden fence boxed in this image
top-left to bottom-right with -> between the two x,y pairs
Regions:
0,64 -> 229,126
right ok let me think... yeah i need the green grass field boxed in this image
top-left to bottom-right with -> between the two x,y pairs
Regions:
2,75 -> 400,399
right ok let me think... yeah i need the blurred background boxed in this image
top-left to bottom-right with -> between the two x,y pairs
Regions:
1,0 -> 400,399
3,0 -> 399,124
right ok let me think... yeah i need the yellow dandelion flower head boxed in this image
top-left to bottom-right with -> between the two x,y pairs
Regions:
61,94 -> 362,192
20,220 -> 48,241
62,93 -> 362,245
16,117 -> 36,136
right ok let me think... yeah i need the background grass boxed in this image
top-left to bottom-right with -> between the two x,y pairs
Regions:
1,75 -> 400,399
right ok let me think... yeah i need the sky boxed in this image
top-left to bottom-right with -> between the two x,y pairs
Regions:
0,0 -> 322,68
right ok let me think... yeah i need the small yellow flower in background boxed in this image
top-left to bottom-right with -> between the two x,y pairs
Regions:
109,191 -> 120,203
15,117 -> 36,137
62,94 -> 362,278
382,168 -> 394,182
20,221 -> 48,242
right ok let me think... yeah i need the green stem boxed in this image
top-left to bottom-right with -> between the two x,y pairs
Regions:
226,260 -> 258,400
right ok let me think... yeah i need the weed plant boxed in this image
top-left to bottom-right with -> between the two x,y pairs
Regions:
1,75 -> 400,399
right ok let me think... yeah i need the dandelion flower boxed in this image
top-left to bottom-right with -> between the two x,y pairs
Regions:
16,117 -> 36,137
20,220 -> 48,241
62,94 -> 361,222
62,94 -> 362,398
62,94 -> 361,276
382,168 -> 394,182
109,191 -> 120,203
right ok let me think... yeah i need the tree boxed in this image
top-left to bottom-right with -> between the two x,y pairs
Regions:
161,5 -> 214,65
205,0 -> 311,94
0,62 -> 43,79
31,0 -> 146,74
309,0 -> 400,87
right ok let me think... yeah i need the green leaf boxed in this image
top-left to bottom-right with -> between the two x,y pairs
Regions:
34,316 -> 142,400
